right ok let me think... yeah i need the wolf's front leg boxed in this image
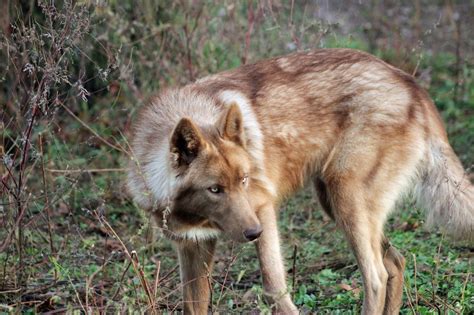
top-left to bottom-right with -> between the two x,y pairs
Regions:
176,238 -> 217,315
255,205 -> 298,314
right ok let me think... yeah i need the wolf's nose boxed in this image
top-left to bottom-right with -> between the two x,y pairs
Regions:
243,226 -> 263,241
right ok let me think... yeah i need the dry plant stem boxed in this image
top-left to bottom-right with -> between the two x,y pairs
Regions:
46,168 -> 126,173
110,260 -> 132,302
4,156 -> 19,188
289,0 -> 300,50
12,103 -> 38,290
0,251 -> 11,291
149,268 -> 193,303
403,270 -> 416,314
431,238 -> 444,313
131,251 -> 156,311
96,212 -> 156,312
39,134 -> 56,280
243,0 -> 255,65
415,292 -> 459,313
0,177 -> 18,201
153,260 -> 161,300
460,271 -> 471,313
453,12 -> 462,103
412,253 -> 418,309
60,102 -> 127,154
85,254 -> 113,311
216,243 -> 237,309
291,244 -> 298,298
0,104 -> 38,292
181,1 -> 203,81
290,0 -> 295,24
49,257 -> 87,313
155,265 -> 179,286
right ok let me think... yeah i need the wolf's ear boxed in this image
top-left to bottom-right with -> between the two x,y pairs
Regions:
170,118 -> 204,168
218,103 -> 245,147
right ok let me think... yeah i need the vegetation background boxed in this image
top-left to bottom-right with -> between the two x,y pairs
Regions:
1,0 -> 473,313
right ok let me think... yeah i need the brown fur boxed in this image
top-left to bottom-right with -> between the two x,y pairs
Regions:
127,48 -> 474,314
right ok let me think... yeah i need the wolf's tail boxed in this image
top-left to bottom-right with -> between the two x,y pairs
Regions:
414,139 -> 474,241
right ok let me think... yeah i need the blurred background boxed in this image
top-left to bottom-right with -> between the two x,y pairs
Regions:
1,1 -> 472,313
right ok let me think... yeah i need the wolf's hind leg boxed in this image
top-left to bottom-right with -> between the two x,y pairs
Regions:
321,116 -> 423,313
382,239 -> 405,315
324,175 -> 390,315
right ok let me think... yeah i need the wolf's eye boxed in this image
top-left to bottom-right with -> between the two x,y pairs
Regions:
208,185 -> 221,194
242,175 -> 249,185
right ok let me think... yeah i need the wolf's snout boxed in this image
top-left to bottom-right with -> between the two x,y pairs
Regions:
243,225 -> 263,241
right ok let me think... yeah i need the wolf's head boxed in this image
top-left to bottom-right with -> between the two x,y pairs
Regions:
164,104 -> 262,243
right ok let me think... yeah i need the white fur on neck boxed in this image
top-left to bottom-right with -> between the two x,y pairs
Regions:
219,90 -> 276,196
177,227 -> 221,241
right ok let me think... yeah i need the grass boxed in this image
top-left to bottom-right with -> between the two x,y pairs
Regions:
2,187 -> 472,313
1,1 -> 473,313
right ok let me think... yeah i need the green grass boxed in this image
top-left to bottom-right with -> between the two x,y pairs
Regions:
3,183 -> 472,312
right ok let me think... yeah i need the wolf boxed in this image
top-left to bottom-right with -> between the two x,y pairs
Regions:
127,48 -> 473,314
